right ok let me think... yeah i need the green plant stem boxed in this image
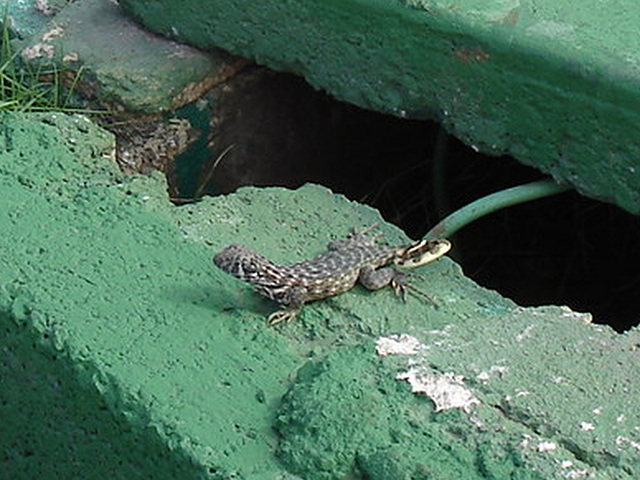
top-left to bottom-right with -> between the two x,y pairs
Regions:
424,179 -> 572,240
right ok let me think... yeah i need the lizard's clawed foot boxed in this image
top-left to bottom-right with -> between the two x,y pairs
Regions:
267,308 -> 300,326
390,276 -> 408,302
391,273 -> 435,305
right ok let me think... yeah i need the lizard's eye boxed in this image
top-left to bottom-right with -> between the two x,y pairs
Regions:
241,261 -> 260,277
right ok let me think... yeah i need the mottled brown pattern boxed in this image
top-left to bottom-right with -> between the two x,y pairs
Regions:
214,225 -> 450,325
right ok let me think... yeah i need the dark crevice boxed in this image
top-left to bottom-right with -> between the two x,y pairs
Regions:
172,69 -> 640,332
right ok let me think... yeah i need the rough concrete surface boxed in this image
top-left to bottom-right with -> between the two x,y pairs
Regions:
119,0 -> 640,215
14,0 -> 242,113
0,0 -> 55,39
1,111 -> 640,478
0,112 -> 297,479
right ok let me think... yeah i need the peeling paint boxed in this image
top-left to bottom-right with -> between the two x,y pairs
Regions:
375,334 -> 422,356
397,368 -> 480,412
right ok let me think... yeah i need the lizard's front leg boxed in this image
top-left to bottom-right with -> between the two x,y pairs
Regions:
267,285 -> 307,326
358,266 -> 408,298
359,266 -> 431,302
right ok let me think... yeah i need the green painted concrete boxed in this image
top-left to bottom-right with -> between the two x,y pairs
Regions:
0,0 -> 53,39
0,112 -> 298,479
15,0 -> 234,113
2,112 -> 640,478
119,0 -> 640,214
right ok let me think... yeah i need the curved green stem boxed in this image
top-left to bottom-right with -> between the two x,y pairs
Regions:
424,180 -> 572,240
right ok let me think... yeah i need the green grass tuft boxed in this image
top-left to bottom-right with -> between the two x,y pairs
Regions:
0,13 -> 96,113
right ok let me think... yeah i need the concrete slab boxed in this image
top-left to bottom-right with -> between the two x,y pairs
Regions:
1,112 -> 640,478
0,0 -> 52,39
16,0 -> 244,113
118,0 -> 640,213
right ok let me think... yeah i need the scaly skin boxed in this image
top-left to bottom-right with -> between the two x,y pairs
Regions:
213,225 -> 451,325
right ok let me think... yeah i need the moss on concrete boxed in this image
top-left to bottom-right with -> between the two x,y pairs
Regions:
119,0 -> 640,214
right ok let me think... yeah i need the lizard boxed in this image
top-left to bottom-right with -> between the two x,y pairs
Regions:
213,224 -> 451,325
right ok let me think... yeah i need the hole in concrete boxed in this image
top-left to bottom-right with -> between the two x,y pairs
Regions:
171,69 -> 640,332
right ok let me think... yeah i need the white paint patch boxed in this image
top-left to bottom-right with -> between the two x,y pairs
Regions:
616,436 -> 640,451
63,52 -> 79,63
42,26 -> 65,41
536,441 -> 557,452
22,44 -> 55,60
396,368 -> 480,412
580,422 -> 595,431
35,0 -> 58,15
375,334 -> 422,356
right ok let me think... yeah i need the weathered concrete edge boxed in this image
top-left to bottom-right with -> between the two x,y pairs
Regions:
1,111 -> 639,479
0,111 -> 218,479
118,0 -> 640,213
14,0 -> 242,113
178,184 -> 640,478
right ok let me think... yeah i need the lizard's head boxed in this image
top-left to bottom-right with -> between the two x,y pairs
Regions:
214,244 -> 274,282
394,239 -> 451,269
